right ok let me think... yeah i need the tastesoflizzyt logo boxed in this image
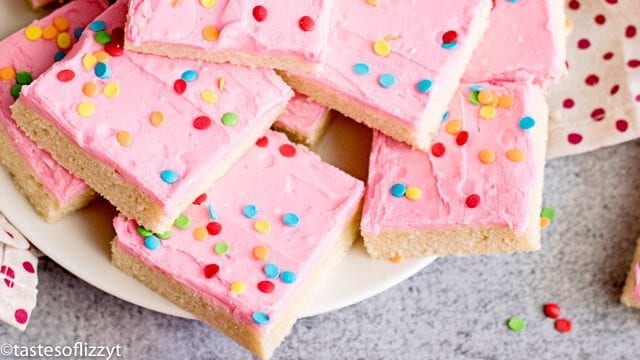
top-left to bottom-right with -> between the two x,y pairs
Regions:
0,342 -> 123,359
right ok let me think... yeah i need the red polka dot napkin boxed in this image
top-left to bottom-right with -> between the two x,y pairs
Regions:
0,215 -> 38,331
547,0 -> 640,159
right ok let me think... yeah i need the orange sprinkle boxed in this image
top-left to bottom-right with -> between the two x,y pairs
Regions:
218,77 -> 225,92
445,119 -> 462,135
477,90 -> 494,105
53,16 -> 69,31
116,131 -> 133,147
42,25 -> 58,40
389,255 -> 403,263
193,226 -> 208,241
93,50 -> 110,62
506,148 -> 525,162
479,149 -> 496,164
150,111 -> 165,126
0,67 -> 16,81
202,26 -> 220,41
540,217 -> 551,229
253,245 -> 270,260
82,82 -> 99,97
498,95 -> 514,108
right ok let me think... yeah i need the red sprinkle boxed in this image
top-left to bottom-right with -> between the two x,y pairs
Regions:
174,79 -> 187,94
104,42 -> 124,56
279,144 -> 296,157
258,280 -> 275,293
590,108 -> 605,122
568,0 -> 580,10
431,142 -> 446,157
206,222 -> 222,236
594,14 -> 606,25
193,116 -> 212,130
616,119 -> 629,132
442,30 -> 458,44
203,264 -> 220,278
22,261 -> 35,274
544,303 -> 561,319
56,69 -> 75,82
253,6 -> 267,22
563,98 -> 575,109
603,52 -> 614,60
610,84 -> 620,95
577,38 -> 590,49
628,59 -> 640,68
465,194 -> 480,208
567,133 -> 583,145
256,136 -> 269,147
626,25 -> 637,38
299,16 -> 315,31
585,74 -> 599,86
110,27 -> 125,43
193,193 -> 207,205
555,318 -> 572,333
455,131 -> 469,146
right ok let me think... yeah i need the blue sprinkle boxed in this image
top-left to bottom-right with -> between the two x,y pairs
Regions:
264,263 -> 279,279
144,235 -> 161,250
74,27 -> 84,40
89,20 -> 106,32
160,170 -> 179,184
54,51 -> 66,62
282,213 -> 300,227
181,70 -> 198,82
442,111 -> 449,121
390,183 -> 407,198
507,0 -> 520,3
416,79 -> 433,93
208,204 -> 217,220
519,116 -> 536,130
252,312 -> 269,325
280,271 -> 297,284
441,41 -> 458,50
94,62 -> 111,79
378,73 -> 396,88
353,62 -> 370,76
468,84 -> 484,92
242,204 -> 258,219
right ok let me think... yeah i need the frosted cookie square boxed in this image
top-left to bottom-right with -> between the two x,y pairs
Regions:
13,1 -> 293,233
112,131 -> 364,359
272,93 -> 331,148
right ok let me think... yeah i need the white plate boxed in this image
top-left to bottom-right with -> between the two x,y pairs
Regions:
0,3 -> 435,318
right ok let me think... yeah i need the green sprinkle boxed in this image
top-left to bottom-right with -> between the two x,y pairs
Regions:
94,31 -> 111,45
469,91 -> 480,105
221,112 -> 238,127
214,242 -> 229,255
174,214 -> 190,229
16,71 -> 33,85
507,317 -> 526,332
10,84 -> 23,100
136,226 -> 153,237
156,230 -> 172,240
540,208 -> 555,221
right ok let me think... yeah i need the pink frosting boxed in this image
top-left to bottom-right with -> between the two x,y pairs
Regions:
273,93 -> 328,140
0,0 -> 107,204
114,130 -> 364,331
19,1 -> 293,216
126,0 -> 332,65
462,0 -> 566,84
361,82 -> 547,236
288,0 -> 492,142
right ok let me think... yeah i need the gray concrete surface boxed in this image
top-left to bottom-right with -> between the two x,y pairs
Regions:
2,139 -> 640,359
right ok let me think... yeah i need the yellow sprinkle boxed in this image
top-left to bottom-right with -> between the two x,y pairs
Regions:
373,39 -> 391,57
93,50 -> 110,62
56,32 -> 72,50
498,95 -> 514,108
150,111 -> 165,127
200,89 -> 218,104
0,67 -> 16,81
253,245 -> 270,261
82,82 -> 99,97
367,0 -> 381,5
193,226 -> 208,241
445,119 -> 462,135
42,25 -> 58,40
24,25 -> 42,41
103,81 -> 120,98
254,220 -> 271,234
53,16 -> 69,31
389,254 -> 403,263
218,77 -> 225,92
230,281 -> 246,295
479,105 -> 496,120
506,148 -> 525,162
477,90 -> 494,105
383,34 -> 400,41
82,53 -> 98,69
202,26 -> 220,41
76,102 -> 95,117
116,131 -> 133,147
540,217 -> 551,229
405,186 -> 422,200
199,0 -> 216,8
479,149 -> 496,164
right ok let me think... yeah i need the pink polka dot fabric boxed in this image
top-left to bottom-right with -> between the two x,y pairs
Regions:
547,0 -> 640,158
0,214 -> 38,331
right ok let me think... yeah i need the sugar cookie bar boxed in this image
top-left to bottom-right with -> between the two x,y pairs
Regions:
272,93 -> 331,148
112,131 -> 364,359
279,0 -> 492,151
361,82 -> 548,257
13,1 -> 293,233
621,237 -> 640,308
125,0 -> 333,73
0,0 -> 107,222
